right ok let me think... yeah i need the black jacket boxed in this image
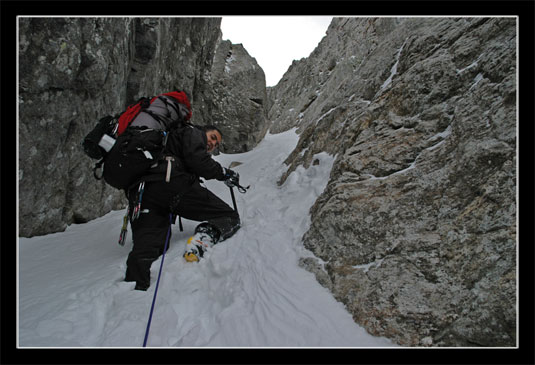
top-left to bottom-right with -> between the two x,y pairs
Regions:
164,124 -> 225,181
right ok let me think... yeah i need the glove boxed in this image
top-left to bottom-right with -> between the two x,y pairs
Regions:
223,168 -> 240,188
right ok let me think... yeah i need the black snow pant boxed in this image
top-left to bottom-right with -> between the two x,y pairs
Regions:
125,177 -> 240,290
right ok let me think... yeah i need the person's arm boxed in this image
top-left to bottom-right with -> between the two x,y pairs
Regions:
181,127 -> 226,180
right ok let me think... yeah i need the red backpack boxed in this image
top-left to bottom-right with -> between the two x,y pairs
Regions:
83,91 -> 192,160
82,90 -> 192,189
116,91 -> 192,136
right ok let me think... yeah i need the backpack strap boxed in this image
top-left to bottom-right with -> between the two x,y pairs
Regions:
157,95 -> 190,130
142,109 -> 171,130
138,95 -> 185,132
160,91 -> 192,121
93,158 -> 105,180
159,96 -> 181,118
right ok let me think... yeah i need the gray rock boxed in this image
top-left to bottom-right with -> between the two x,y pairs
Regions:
19,17 -> 222,237
18,15 -> 518,348
270,17 -> 516,346
210,38 -> 269,153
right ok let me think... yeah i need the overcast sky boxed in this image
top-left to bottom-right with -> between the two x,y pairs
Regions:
220,16 -> 334,87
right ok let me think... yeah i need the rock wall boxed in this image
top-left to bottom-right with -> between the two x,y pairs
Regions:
19,15 -> 517,347
270,17 -> 516,346
18,17 -> 222,237
210,38 -> 269,153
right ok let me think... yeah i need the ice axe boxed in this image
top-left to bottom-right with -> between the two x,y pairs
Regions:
227,161 -> 249,212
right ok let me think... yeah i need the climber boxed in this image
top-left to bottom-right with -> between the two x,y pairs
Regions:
124,122 -> 241,291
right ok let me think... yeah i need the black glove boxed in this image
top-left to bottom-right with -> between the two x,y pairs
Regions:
223,168 -> 240,188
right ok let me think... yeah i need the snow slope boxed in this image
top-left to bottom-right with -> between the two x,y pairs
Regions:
18,128 -> 397,348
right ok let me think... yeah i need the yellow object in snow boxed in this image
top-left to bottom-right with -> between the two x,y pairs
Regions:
184,252 -> 199,262
184,236 -> 200,262
184,234 -> 212,262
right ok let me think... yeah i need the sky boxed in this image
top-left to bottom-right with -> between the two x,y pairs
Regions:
220,16 -> 334,87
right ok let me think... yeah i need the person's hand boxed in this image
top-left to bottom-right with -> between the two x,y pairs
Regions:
223,168 -> 240,188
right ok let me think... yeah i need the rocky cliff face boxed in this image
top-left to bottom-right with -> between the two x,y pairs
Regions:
19,17 -> 270,238
19,16 -> 517,347
18,17 -> 222,237
270,17 -> 516,346
210,38 -> 269,153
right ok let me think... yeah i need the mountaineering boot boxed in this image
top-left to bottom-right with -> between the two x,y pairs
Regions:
183,223 -> 221,262
183,232 -> 215,262
125,257 -> 153,291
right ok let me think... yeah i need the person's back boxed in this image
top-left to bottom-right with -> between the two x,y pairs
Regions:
124,116 -> 240,290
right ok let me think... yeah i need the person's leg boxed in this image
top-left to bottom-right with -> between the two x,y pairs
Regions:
172,182 -> 240,261
124,181 -> 176,290
125,208 -> 171,290
174,182 -> 240,241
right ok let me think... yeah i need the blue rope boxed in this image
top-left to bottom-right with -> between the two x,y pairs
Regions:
142,213 -> 173,347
